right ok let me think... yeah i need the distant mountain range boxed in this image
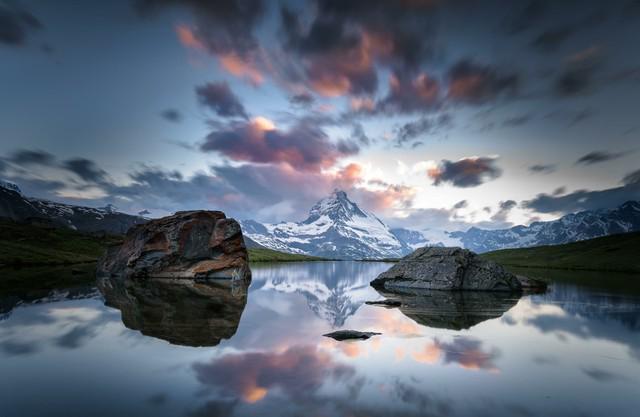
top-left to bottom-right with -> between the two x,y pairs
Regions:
449,201 -> 640,253
0,180 -> 146,235
3,179 -> 639,257
241,190 -> 413,259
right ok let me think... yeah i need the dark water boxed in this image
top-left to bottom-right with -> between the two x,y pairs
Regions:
1,262 -> 639,417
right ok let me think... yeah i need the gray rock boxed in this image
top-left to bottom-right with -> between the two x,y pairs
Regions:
323,330 -> 382,341
370,247 -> 523,291
365,299 -> 402,307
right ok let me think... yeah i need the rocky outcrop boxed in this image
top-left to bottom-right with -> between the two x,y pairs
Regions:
323,330 -> 381,341
98,277 -> 248,346
97,211 -> 251,282
371,247 -> 542,291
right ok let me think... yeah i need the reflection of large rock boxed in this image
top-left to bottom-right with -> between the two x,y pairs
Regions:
97,211 -> 251,282
98,277 -> 248,346
371,247 -> 523,291
373,287 -> 519,330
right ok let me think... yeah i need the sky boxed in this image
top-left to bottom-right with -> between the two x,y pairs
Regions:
1,0 -> 639,234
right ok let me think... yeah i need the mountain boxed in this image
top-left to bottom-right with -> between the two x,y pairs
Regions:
452,201 -> 640,253
0,181 -> 146,235
241,190 -> 411,259
390,228 -> 444,250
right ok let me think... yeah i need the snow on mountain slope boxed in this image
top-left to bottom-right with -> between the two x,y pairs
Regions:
450,200 -> 640,253
241,190 -> 411,259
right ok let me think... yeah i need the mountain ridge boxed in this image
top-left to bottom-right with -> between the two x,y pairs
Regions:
241,190 -> 412,259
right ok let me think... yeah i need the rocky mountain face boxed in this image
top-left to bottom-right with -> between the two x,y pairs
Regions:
0,180 -> 146,234
391,228 -> 443,249
449,201 -> 640,253
241,190 -> 411,259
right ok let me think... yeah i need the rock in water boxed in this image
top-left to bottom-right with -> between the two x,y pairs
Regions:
371,247 -> 525,291
323,330 -> 382,341
97,211 -> 251,282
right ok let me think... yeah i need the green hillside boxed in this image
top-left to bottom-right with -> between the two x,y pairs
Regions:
0,219 -> 121,267
247,248 -> 325,262
482,232 -> 640,273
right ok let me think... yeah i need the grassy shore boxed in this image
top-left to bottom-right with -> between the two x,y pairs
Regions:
247,248 -> 326,262
482,232 -> 640,273
0,219 -> 325,267
0,219 -> 122,267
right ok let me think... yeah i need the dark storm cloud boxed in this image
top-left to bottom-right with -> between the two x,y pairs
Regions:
522,169 -> 640,214
528,164 -> 556,174
8,149 -> 55,166
63,158 -> 108,183
491,200 -> 517,224
429,156 -> 502,188
504,0 -> 550,34
0,2 -> 42,46
530,28 -> 573,51
393,114 -> 452,146
289,92 -> 314,107
554,53 -> 601,96
196,82 -> 248,119
502,114 -> 532,127
575,150 -> 624,165
201,119 -> 359,171
160,108 -> 181,122
552,186 -> 566,195
453,200 -> 468,209
446,60 -> 519,104
379,73 -> 440,113
135,0 -> 265,56
279,0 -> 437,97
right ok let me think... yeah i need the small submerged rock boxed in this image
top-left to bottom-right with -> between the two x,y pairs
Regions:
323,330 -> 382,341
365,299 -> 402,307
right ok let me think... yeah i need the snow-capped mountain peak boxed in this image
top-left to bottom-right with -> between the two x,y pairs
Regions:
0,180 -> 22,195
241,190 -> 410,259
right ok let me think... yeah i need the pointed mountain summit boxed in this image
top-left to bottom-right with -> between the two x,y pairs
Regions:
241,190 -> 410,259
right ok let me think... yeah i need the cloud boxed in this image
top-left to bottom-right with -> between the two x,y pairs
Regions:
192,345 -> 354,403
554,52 -> 601,96
136,0 -> 265,56
490,200 -> 517,225
575,150 -> 624,165
522,169 -> 640,214
428,156 -> 502,188
453,200 -> 468,209
446,60 -> 519,104
279,0 -> 437,97
530,27 -> 573,51
502,114 -> 532,127
62,158 -> 109,183
289,92 -> 314,107
392,114 -> 452,146
528,164 -> 556,174
196,82 -> 248,119
8,149 -> 55,166
0,2 -> 42,46
200,118 -> 359,171
504,0 -> 550,34
160,108 -> 181,122
380,72 -> 440,113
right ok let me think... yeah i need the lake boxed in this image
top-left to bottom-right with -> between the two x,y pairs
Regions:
1,261 -> 639,417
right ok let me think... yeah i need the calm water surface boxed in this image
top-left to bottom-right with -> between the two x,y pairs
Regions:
1,261 -> 639,417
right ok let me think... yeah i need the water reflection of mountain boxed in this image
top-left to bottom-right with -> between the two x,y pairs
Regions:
535,284 -> 640,332
375,287 -> 520,330
0,286 -> 100,322
250,262 -> 390,327
98,277 -> 248,347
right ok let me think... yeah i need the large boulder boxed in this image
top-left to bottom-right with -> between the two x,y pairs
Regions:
371,247 -> 535,291
97,211 -> 251,282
